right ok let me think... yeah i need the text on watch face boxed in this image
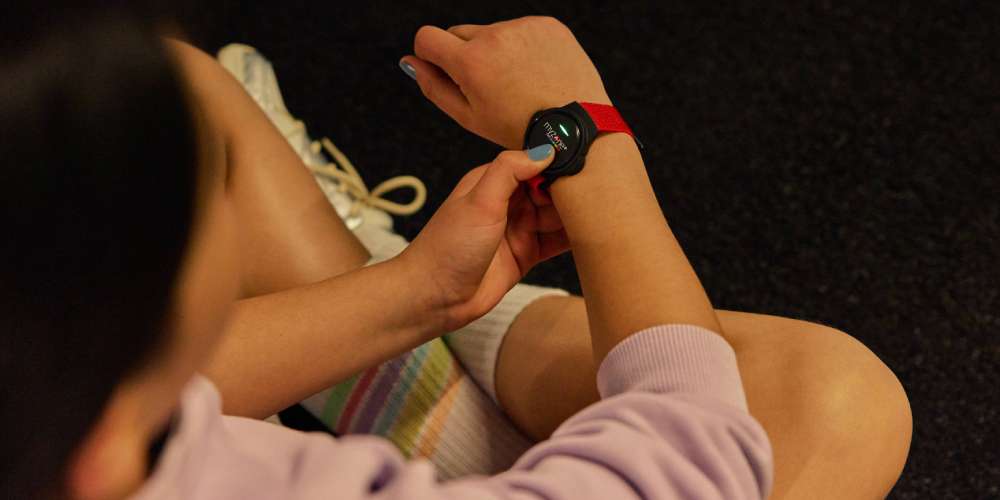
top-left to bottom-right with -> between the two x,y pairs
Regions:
543,121 -> 570,151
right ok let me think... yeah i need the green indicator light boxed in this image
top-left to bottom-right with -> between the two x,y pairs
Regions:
559,124 -> 570,136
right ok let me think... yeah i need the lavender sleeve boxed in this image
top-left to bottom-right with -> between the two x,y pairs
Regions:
133,325 -> 773,500
347,325 -> 774,500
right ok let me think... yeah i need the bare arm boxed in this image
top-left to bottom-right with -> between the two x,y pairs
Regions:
205,259 -> 444,418
550,134 -> 723,361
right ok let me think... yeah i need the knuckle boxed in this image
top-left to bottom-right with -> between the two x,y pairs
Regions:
527,15 -> 566,31
462,165 -> 488,184
493,150 -> 522,170
414,25 -> 435,47
479,25 -> 508,45
479,27 -> 503,42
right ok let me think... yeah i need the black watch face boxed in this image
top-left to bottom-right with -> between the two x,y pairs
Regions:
526,112 -> 582,172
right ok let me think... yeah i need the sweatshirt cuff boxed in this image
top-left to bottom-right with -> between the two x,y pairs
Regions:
596,324 -> 749,412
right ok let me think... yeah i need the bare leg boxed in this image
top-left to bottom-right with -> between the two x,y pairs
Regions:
497,296 -> 912,499
170,40 -> 369,297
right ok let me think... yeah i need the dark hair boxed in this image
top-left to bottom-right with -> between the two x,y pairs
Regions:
0,7 -> 198,499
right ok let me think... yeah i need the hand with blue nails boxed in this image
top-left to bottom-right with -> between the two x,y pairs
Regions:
399,16 -> 612,151
400,145 -> 567,331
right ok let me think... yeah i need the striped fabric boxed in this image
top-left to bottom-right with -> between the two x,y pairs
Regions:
300,338 -> 533,478
317,340 -> 456,454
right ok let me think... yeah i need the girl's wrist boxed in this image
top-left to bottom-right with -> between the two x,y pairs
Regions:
385,251 -> 453,339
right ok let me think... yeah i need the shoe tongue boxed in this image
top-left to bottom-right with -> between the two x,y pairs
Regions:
250,55 -> 290,114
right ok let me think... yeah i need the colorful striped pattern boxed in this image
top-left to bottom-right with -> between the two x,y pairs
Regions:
312,338 -> 461,458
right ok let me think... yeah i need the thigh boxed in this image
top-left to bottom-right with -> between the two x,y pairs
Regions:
169,40 -> 369,296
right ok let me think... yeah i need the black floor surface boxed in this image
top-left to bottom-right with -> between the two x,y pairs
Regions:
179,2 -> 998,498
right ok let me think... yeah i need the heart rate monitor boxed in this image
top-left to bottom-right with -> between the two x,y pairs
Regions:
523,101 -> 641,190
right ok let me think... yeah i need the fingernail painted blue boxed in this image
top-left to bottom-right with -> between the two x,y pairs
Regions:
527,144 -> 555,161
399,60 -> 417,80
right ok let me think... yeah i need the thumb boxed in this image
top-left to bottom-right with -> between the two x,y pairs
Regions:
467,145 -> 555,212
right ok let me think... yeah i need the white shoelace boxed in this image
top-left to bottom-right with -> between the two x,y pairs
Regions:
301,134 -> 427,219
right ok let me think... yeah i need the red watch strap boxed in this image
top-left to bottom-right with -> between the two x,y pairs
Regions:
527,175 -> 547,194
526,101 -> 638,198
579,102 -> 636,138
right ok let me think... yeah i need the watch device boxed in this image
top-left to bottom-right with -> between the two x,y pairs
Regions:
522,101 -> 641,191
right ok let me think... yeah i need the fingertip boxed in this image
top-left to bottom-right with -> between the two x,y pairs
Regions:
414,24 -> 438,44
493,147 -> 552,184
526,144 -> 555,163
398,58 -> 417,80
401,56 -> 435,81
447,23 -> 487,40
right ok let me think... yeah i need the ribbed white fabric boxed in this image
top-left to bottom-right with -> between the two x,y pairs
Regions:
443,284 -> 569,403
426,378 -> 534,478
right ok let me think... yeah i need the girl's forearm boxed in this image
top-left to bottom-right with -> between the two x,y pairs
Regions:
203,257 -> 446,418
550,134 -> 724,362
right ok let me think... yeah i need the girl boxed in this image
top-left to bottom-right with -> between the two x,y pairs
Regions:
0,7 -> 910,499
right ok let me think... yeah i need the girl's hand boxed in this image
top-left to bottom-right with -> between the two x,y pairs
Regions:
399,145 -> 567,331
401,16 -> 611,150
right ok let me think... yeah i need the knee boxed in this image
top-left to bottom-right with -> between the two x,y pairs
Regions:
784,321 -> 913,494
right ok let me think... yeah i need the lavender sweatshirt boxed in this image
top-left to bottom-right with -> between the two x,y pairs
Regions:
130,325 -> 773,500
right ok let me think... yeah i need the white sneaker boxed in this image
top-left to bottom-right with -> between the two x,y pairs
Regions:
217,43 -> 425,231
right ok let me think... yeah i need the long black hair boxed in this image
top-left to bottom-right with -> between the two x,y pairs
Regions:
0,5 -> 198,498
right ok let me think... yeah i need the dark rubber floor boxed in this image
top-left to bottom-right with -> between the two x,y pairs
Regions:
179,2 -> 999,498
